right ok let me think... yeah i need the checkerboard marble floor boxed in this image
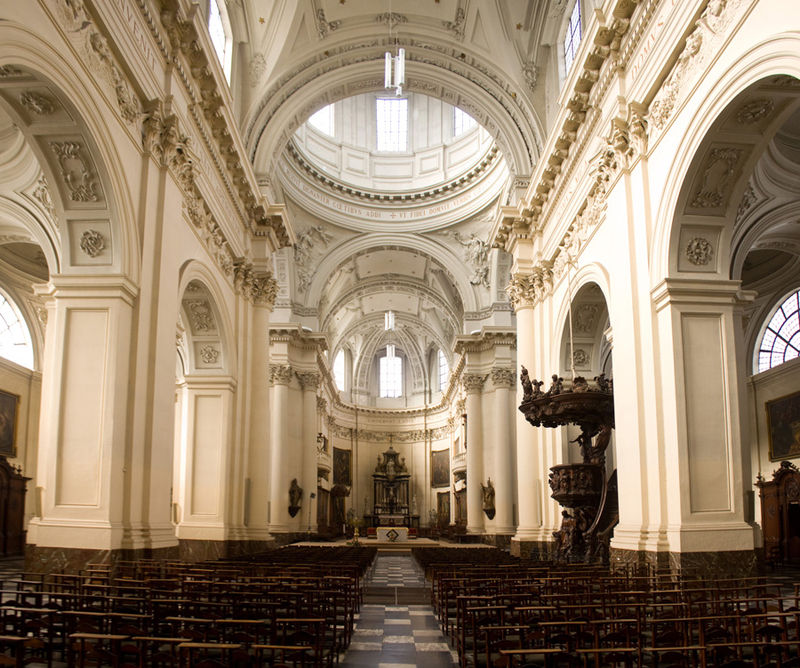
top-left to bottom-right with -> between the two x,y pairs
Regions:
340,554 -> 457,667
341,603 -> 458,667
368,554 -> 427,587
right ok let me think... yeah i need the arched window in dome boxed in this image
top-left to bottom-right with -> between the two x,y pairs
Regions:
333,349 -> 346,390
379,344 -> 403,398
309,105 -> 335,136
0,291 -> 33,370
438,349 -> 450,391
563,0 -> 583,74
453,108 -> 476,137
376,98 -> 408,152
756,288 -> 800,373
208,0 -> 232,82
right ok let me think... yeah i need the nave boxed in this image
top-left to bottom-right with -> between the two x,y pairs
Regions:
2,546 -> 800,666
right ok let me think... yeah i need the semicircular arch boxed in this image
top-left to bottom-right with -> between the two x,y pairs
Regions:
246,44 -> 541,180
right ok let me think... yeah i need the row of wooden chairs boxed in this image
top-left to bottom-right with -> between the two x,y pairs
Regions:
413,548 -> 800,668
0,547 -> 377,667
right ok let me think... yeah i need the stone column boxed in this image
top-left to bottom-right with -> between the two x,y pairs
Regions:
268,364 -> 293,533
491,367 -> 516,534
512,302 -> 539,548
463,374 -> 485,534
242,272 -> 276,543
507,266 -> 552,556
298,371 -> 320,533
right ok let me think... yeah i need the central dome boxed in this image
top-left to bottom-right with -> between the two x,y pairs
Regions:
291,92 -> 497,193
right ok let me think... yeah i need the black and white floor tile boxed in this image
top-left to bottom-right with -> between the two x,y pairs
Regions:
341,603 -> 458,667
340,553 -> 457,667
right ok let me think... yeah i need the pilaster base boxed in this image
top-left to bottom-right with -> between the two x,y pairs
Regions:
481,533 -> 513,550
510,538 -> 553,560
25,539 -> 277,573
610,547 -> 762,577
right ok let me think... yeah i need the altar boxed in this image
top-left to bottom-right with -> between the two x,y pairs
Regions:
376,526 -> 409,542
370,446 -> 412,527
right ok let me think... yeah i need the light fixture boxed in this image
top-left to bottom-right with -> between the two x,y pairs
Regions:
385,310 -> 395,330
384,11 -> 404,96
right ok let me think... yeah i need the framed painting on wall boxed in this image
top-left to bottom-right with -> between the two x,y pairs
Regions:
766,389 -> 800,461
333,447 -> 352,486
0,390 -> 19,457
431,448 -> 449,488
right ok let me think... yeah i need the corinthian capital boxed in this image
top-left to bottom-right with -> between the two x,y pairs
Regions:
296,371 -> 320,391
462,374 -> 485,393
269,364 -> 293,385
490,367 -> 516,389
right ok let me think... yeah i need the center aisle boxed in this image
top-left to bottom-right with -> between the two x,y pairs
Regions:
340,553 -> 458,668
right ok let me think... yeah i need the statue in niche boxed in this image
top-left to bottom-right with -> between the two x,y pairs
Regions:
481,478 -> 496,519
288,478 -> 303,517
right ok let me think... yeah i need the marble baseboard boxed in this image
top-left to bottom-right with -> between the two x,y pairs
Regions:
25,540 -> 277,573
177,539 -> 276,562
481,534 -> 513,550
610,547 -> 762,577
267,532 -> 308,548
25,544 -> 180,574
510,539 -> 553,560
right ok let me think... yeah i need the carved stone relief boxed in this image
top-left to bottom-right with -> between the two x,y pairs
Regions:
689,147 -> 744,210
19,91 -> 56,116
31,176 -> 55,217
736,98 -> 774,125
574,304 -> 600,334
294,225 -> 334,293
270,364 -> 294,386
450,232 -> 490,289
49,141 -> 100,203
199,345 -> 220,365
79,229 -> 105,258
249,54 -> 266,88
490,367 -> 516,388
572,348 -> 590,368
685,237 -> 713,266
185,300 -> 216,333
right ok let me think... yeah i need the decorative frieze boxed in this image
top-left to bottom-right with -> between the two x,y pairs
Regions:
55,0 -> 141,124
328,423 -> 451,443
269,364 -> 294,386
649,0 -> 745,132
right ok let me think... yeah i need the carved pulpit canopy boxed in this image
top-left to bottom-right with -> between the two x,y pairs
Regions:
373,445 -> 409,482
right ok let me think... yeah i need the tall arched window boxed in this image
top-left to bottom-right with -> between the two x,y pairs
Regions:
563,0 -> 583,74
208,0 -> 233,82
0,291 -> 34,369
756,288 -> 800,373
438,349 -> 449,391
379,344 -> 402,398
333,349 -> 346,390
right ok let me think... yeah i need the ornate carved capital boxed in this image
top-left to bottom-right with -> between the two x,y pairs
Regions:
234,263 -> 278,308
506,262 -> 553,310
490,367 -> 516,389
462,374 -> 485,393
297,371 -> 320,391
270,364 -> 293,386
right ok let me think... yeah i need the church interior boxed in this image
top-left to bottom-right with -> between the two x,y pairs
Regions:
0,0 -> 799,664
